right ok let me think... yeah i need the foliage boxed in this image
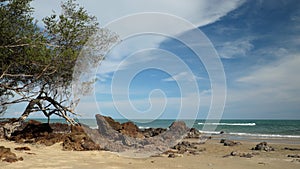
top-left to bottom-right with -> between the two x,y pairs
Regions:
0,0 -> 118,126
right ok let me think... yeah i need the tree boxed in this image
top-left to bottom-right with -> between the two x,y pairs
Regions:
0,0 -> 118,137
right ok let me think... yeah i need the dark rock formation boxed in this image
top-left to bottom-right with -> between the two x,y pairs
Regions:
185,128 -> 201,139
252,142 -> 274,151
91,114 -> 191,156
223,151 -> 256,158
62,131 -> 101,151
141,128 -> 166,138
168,153 -> 175,158
284,147 -> 300,151
1,119 -> 100,151
14,146 -> 31,151
102,116 -> 144,138
120,122 -> 144,138
103,116 -> 122,131
0,146 -> 23,163
220,139 -> 241,146
287,154 -> 300,158
292,159 -> 300,163
170,141 -> 206,155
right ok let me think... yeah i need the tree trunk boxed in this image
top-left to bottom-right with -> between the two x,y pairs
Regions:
3,99 -> 39,138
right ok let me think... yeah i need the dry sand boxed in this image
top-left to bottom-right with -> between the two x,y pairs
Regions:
1,138 -> 300,169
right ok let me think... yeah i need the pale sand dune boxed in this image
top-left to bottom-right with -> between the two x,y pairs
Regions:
1,139 -> 300,169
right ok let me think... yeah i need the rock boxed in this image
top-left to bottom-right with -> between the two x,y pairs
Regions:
62,129 -> 101,151
170,141 -> 205,155
220,131 -> 225,134
287,154 -> 300,158
98,115 -> 146,138
169,121 -> 189,132
186,128 -> 201,138
0,146 -> 22,163
9,121 -> 68,146
292,159 -> 300,163
284,147 -> 300,151
230,151 -> 238,156
3,119 -> 100,151
141,128 -> 166,138
252,142 -> 274,151
222,139 -> 241,146
161,121 -> 189,141
224,151 -> 255,158
95,114 -> 121,140
50,123 -> 71,133
240,153 -> 253,158
120,122 -> 144,138
103,116 -> 122,131
93,114 -> 193,155
168,153 -> 175,158
14,146 -> 31,151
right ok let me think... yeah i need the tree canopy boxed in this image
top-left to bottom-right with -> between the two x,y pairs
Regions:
0,0 -> 118,131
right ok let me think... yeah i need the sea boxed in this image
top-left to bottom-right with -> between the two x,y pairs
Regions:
3,118 -> 300,144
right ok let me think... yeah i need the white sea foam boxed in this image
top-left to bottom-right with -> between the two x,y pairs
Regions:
198,130 -> 300,138
198,122 -> 256,126
138,126 -> 151,129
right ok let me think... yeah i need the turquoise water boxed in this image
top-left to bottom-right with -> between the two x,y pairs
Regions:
16,118 -> 300,139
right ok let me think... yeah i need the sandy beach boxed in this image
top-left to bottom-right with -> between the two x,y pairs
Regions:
1,138 -> 300,169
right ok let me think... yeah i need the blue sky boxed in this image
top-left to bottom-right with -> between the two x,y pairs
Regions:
5,0 -> 300,120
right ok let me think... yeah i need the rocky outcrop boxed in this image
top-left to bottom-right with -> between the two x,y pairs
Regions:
252,142 -> 274,151
103,116 -> 122,131
0,146 -> 23,163
1,119 -> 100,151
90,114 -> 191,156
102,116 -> 148,138
8,120 -> 61,145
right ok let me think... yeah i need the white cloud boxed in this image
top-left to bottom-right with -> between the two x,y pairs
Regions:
162,72 -> 203,82
31,0 -> 245,27
223,53 -> 300,118
218,38 -> 254,59
237,54 -> 300,92
29,0 -> 237,119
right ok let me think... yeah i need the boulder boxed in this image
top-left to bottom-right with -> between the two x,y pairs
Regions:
252,142 -> 274,151
221,139 -> 241,146
287,154 -> 300,158
168,153 -> 175,158
186,128 -> 201,138
284,147 -> 300,151
224,151 -> 255,158
14,146 -> 31,151
0,146 -> 23,163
